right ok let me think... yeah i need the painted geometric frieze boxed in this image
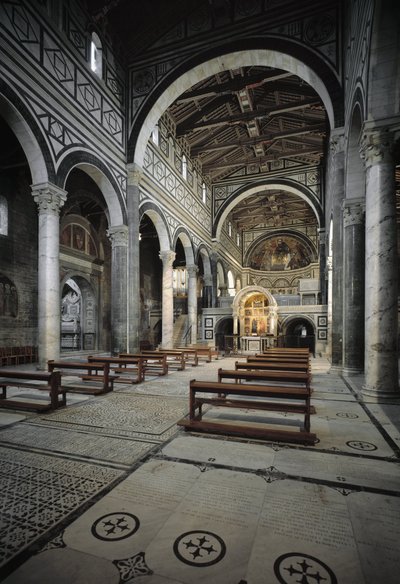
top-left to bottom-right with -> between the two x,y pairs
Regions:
0,0 -> 125,149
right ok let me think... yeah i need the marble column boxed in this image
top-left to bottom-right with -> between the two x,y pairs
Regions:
218,284 -> 228,297
107,225 -> 128,355
361,130 -> 399,400
329,129 -> 345,372
187,264 -> 198,345
32,183 -> 67,369
342,200 -> 365,375
159,250 -> 175,349
318,228 -> 327,304
202,275 -> 213,308
126,164 -> 141,353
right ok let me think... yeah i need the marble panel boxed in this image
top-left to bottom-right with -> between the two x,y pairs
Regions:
63,461 -> 200,560
274,448 -> 400,492
246,479 -> 365,583
0,423 -> 158,466
29,393 -> 189,441
0,446 -> 123,568
347,492 -> 400,584
3,548 -> 119,584
0,412 -> 27,426
144,468 -> 266,583
162,435 -> 276,469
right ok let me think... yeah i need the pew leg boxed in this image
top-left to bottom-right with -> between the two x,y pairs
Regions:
0,384 -> 7,399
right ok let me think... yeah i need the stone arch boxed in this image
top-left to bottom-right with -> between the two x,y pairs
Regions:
280,314 -> 316,336
139,202 -> 171,251
232,285 -> 277,313
173,227 -> 195,265
345,98 -> 365,200
57,155 -> 126,226
130,43 -> 341,166
196,245 -> 212,279
214,179 -> 323,240
216,260 -> 227,290
0,86 -> 53,184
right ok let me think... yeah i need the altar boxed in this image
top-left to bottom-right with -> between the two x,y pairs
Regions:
241,335 -> 275,353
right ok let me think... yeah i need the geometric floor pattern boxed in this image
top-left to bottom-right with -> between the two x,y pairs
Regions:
0,355 -> 400,583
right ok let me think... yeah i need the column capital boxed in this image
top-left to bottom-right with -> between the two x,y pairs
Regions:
31,182 -> 67,215
186,264 -> 198,278
329,128 -> 345,155
360,129 -> 394,168
159,250 -> 175,267
343,201 -> 365,228
127,163 -> 144,186
107,225 -> 128,247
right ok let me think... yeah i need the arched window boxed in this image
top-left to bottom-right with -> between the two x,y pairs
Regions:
0,196 -> 8,236
227,271 -> 235,296
151,125 -> 159,146
182,155 -> 187,180
202,182 -> 207,204
236,232 -> 240,246
90,32 -> 103,78
228,221 -> 232,237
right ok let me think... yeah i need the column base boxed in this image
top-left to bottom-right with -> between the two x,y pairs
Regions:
342,366 -> 364,377
361,385 -> 400,403
329,365 -> 343,375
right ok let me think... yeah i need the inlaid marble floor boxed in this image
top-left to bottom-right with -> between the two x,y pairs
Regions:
0,355 -> 399,583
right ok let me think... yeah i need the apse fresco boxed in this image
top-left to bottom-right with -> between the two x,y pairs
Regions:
249,236 -> 312,271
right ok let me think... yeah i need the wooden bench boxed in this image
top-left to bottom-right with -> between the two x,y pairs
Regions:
235,362 -> 311,390
88,355 -> 145,383
47,360 -> 113,394
171,348 -> 199,366
177,379 -> 316,445
246,357 -> 310,373
119,353 -> 168,376
185,345 -> 219,362
254,353 -> 310,363
0,370 -> 64,411
141,350 -> 186,371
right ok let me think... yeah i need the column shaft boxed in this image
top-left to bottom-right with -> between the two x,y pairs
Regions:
342,201 -> 365,374
107,226 -> 128,355
187,264 -> 198,345
160,250 -> 175,349
127,165 -> 141,352
32,183 -> 66,369
362,130 -> 399,400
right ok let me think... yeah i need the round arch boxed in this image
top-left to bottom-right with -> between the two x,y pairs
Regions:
130,43 -> 341,166
232,285 -> 277,313
214,179 -> 323,240
57,155 -> 126,226
345,96 -> 365,200
0,88 -> 52,185
139,202 -> 171,251
173,227 -> 195,265
196,245 -> 212,279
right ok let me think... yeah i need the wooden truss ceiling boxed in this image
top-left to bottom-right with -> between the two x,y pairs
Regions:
167,66 -> 327,230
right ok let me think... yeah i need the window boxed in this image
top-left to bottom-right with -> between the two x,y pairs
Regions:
228,221 -> 232,237
236,232 -> 240,246
182,155 -> 187,180
202,182 -> 207,204
0,196 -> 8,236
151,125 -> 159,146
90,32 -> 103,78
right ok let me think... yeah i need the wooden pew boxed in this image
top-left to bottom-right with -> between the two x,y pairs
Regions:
171,348 -> 200,366
184,345 -> 219,362
88,355 -> 145,383
246,357 -> 310,373
235,362 -> 311,390
254,353 -> 310,363
119,353 -> 168,376
177,379 -> 316,445
47,360 -> 113,394
141,350 -> 186,371
0,370 -> 64,411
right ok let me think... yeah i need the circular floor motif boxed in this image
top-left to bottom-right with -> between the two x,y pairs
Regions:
91,512 -> 140,541
173,530 -> 226,567
336,412 -> 359,419
274,552 -> 337,584
346,440 -> 377,451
